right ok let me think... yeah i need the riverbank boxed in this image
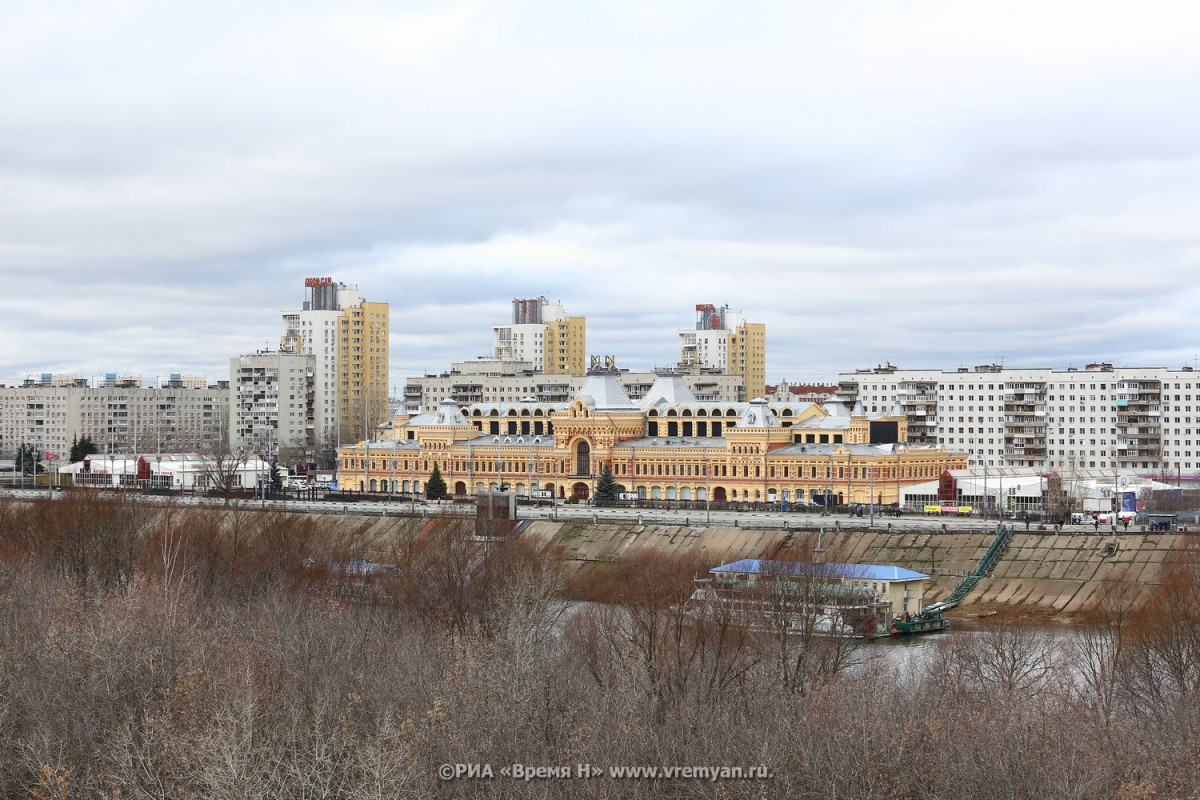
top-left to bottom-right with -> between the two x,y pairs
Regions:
3,495 -> 1176,620
520,519 -> 1185,619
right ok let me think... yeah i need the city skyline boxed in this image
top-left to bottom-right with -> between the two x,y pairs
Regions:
5,2 -> 1200,388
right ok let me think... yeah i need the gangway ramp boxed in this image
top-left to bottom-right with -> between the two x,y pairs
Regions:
944,524 -> 1016,608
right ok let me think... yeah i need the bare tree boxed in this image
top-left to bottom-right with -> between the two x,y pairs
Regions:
966,617 -> 1058,694
199,413 -> 246,504
750,554 -> 872,694
1070,576 -> 1142,724
1045,465 -> 1088,523
1122,559 -> 1200,715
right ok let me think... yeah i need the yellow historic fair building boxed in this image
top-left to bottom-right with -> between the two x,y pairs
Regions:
337,373 -> 967,506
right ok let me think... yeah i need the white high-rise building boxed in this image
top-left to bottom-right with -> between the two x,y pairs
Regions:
836,362 -> 1200,473
280,278 -> 364,452
678,305 -> 740,370
677,304 -> 767,401
492,297 -> 585,375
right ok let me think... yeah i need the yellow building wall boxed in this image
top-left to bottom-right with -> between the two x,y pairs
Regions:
729,322 -> 766,400
544,316 -> 586,375
337,405 -> 967,502
338,300 -> 390,437
847,578 -> 927,616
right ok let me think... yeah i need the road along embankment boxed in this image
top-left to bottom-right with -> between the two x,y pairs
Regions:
519,519 -> 1187,616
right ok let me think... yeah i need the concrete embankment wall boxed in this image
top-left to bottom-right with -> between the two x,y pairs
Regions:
10,498 -> 1180,615
520,519 -> 1187,615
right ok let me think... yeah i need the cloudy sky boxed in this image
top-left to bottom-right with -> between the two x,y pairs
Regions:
4,0 -> 1200,391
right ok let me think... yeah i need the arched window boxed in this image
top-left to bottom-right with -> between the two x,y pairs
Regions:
576,441 -> 591,475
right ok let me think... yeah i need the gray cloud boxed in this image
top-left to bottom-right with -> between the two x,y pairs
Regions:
3,0 -> 1200,389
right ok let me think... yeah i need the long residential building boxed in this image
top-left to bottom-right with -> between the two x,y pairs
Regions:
0,379 -> 230,460
404,359 -> 743,415
836,362 -> 1200,473
340,372 -> 967,506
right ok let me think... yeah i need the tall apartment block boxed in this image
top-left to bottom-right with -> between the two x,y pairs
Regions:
339,297 -> 390,439
678,304 -> 766,401
836,362 -> 1200,473
493,297 -> 586,375
280,277 -> 390,448
229,352 -> 314,457
0,376 -> 229,460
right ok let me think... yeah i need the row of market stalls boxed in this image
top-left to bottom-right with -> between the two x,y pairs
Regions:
900,467 -> 1178,517
60,454 -> 279,492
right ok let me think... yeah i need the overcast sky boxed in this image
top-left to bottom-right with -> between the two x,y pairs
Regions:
4,0 -> 1200,391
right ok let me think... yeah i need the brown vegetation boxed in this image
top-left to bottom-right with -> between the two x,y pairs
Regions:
0,494 -> 1198,798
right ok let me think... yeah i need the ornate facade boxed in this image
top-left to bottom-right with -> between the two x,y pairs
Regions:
337,373 -> 968,506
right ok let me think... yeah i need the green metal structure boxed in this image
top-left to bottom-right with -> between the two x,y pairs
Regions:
945,524 -> 1015,606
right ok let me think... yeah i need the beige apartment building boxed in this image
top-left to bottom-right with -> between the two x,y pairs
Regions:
404,359 -> 743,415
0,377 -> 229,460
339,299 -> 390,440
678,304 -> 766,401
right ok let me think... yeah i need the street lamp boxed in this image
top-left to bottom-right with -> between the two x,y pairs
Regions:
674,453 -> 680,513
466,437 -> 474,504
823,451 -> 831,515
1113,469 -> 1121,533
869,463 -> 875,526
846,452 -> 853,512
705,458 -> 711,524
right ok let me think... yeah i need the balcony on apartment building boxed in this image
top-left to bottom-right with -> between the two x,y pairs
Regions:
1117,425 -> 1162,436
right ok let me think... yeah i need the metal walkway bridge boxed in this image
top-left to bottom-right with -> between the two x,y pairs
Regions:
927,524 -> 1015,612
